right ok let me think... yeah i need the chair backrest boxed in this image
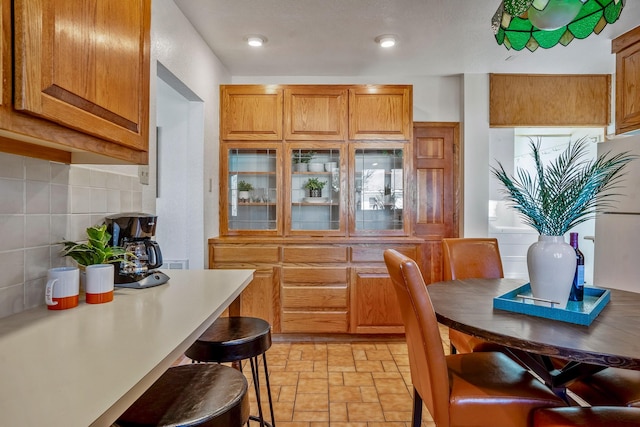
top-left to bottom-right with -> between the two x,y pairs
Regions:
442,238 -> 504,280
384,249 -> 450,427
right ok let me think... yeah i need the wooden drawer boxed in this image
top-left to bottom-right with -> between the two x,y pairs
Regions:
281,311 -> 348,333
282,246 -> 348,263
282,285 -> 347,309
212,246 -> 280,263
351,245 -> 417,263
282,267 -> 347,284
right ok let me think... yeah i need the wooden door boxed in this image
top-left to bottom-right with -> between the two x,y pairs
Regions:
413,122 -> 459,284
350,267 -> 404,334
13,0 -> 151,151
613,26 -> 640,135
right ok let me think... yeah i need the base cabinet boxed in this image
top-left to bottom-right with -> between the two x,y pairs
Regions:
350,267 -> 404,334
209,238 -> 422,335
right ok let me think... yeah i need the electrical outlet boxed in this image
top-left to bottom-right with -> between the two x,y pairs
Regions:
138,165 -> 150,185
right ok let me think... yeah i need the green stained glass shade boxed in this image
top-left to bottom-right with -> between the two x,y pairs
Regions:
495,0 -> 625,51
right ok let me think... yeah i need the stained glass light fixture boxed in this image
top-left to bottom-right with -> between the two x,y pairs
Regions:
493,0 -> 626,51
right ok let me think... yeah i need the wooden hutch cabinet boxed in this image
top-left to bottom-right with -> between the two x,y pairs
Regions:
211,84 -> 456,335
613,25 -> 640,135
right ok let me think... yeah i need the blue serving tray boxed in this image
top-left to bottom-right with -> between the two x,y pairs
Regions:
493,283 -> 610,326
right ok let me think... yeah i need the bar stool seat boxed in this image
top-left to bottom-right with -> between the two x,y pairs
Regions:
186,317 -> 275,427
116,364 -> 249,427
534,407 -> 640,426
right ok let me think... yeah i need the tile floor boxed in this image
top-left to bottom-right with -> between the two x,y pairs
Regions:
179,326 -> 452,427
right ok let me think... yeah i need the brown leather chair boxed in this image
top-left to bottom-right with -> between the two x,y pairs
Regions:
534,407 -> 640,426
384,249 -> 566,427
567,367 -> 640,407
441,238 -> 504,354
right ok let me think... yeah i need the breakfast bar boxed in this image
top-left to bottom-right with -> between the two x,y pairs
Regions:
0,269 -> 254,427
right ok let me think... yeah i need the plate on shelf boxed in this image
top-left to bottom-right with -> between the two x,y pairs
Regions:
303,197 -> 328,203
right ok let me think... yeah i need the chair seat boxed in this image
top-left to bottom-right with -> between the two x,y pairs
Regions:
447,352 -> 567,426
568,367 -> 640,407
116,364 -> 249,427
449,329 -> 507,354
185,316 -> 272,363
534,407 -> 640,426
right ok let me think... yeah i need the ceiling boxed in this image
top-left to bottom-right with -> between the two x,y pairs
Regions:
173,0 -> 640,78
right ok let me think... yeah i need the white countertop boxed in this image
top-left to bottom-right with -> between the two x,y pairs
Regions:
0,269 -> 254,427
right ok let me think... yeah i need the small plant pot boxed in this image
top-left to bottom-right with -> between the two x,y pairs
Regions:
238,190 -> 250,202
309,189 -> 322,198
294,163 -> 308,172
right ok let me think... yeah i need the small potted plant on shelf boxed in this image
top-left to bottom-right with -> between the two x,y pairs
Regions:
303,177 -> 327,198
491,137 -> 635,308
293,151 -> 315,172
237,180 -> 253,202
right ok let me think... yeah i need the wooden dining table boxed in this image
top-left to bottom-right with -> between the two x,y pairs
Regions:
427,278 -> 640,396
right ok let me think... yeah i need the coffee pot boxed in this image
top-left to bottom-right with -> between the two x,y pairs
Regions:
105,213 -> 169,288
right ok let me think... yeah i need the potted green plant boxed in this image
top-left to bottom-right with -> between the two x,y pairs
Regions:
303,177 -> 327,198
293,151 -> 315,172
61,224 -> 130,267
237,180 -> 253,202
60,225 -> 132,293
491,137 -> 635,307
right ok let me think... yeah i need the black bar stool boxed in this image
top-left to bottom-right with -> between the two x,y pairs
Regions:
185,317 -> 275,427
115,363 -> 249,427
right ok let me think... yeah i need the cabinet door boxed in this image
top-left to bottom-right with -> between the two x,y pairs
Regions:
13,0 -> 150,151
350,266 -> 404,334
221,85 -> 283,140
287,145 -> 347,236
284,86 -> 348,140
221,144 -> 282,236
350,144 -> 409,236
613,27 -> 640,135
348,86 -> 412,141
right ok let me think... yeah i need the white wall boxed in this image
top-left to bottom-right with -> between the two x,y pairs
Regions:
150,0 -> 231,267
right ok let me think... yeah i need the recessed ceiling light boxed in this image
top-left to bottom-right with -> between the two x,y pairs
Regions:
245,35 -> 266,47
375,35 -> 396,48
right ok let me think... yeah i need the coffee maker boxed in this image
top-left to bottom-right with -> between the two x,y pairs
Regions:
105,213 -> 170,288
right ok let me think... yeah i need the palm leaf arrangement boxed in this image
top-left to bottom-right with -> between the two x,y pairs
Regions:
61,224 -> 132,266
491,137 -> 636,236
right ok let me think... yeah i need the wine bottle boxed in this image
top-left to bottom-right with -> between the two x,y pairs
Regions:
569,232 -> 585,301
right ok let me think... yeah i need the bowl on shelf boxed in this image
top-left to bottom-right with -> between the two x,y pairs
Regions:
308,163 -> 325,172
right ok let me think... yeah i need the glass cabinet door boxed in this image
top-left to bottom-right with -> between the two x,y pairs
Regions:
352,147 -> 406,234
225,147 -> 280,234
288,147 -> 345,235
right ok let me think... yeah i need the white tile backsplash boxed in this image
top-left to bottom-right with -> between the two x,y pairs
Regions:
25,215 -> 51,248
25,157 -> 50,181
25,180 -> 50,214
0,179 -> 24,214
0,153 -> 24,179
0,250 -> 24,289
0,152 -> 143,319
0,215 -> 25,251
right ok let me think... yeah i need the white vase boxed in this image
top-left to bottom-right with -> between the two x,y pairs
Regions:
527,235 -> 576,309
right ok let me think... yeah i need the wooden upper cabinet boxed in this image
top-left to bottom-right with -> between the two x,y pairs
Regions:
13,0 -> 151,151
348,85 -> 412,141
221,85 -> 283,140
284,86 -> 348,141
489,74 -> 610,127
613,26 -> 640,135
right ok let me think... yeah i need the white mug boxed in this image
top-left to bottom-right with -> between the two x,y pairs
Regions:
85,264 -> 114,304
45,267 -> 80,310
